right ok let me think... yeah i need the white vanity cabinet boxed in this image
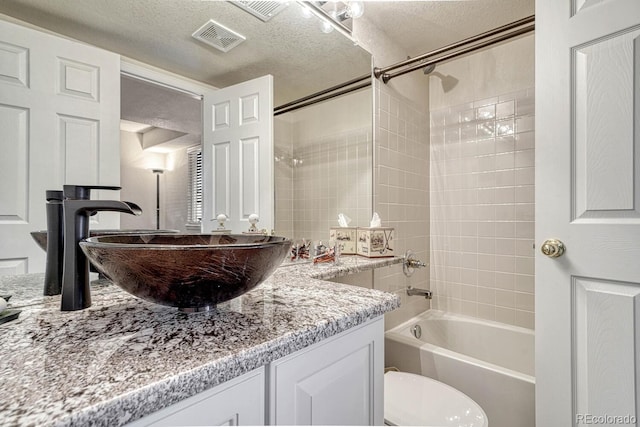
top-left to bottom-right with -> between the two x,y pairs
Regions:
124,367 -> 266,426
125,317 -> 384,426
269,317 -> 384,425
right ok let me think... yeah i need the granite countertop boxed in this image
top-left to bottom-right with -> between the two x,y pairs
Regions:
0,256 -> 401,427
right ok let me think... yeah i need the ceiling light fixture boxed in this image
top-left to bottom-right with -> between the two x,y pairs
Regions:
321,10 -> 337,33
297,1 -> 364,39
344,1 -> 364,19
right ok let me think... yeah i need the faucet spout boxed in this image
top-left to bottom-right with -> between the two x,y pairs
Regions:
406,286 -> 432,299
61,196 -> 142,311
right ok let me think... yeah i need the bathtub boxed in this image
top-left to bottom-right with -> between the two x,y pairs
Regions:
385,310 -> 535,427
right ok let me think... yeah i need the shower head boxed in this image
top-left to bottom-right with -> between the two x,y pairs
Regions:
422,64 -> 436,75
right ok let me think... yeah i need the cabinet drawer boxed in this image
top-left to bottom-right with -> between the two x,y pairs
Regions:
125,367 -> 265,426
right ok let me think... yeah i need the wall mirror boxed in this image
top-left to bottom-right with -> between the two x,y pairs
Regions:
0,1 -> 372,272
274,88 -> 373,242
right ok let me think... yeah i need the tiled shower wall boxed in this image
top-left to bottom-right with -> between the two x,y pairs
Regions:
274,116 -> 294,239
274,89 -> 373,242
292,128 -> 372,241
429,89 -> 535,329
373,79 -> 431,330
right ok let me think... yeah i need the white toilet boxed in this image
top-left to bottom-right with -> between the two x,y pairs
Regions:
384,371 -> 488,427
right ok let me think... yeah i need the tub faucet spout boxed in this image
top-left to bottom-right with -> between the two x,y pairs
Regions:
407,286 -> 432,299
61,185 -> 142,311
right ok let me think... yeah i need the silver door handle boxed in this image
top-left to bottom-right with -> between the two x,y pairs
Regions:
541,239 -> 565,258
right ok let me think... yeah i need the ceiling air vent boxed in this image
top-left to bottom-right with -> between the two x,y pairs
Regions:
192,20 -> 246,53
230,1 -> 289,22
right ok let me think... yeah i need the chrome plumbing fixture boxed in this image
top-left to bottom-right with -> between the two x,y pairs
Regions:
411,324 -> 422,339
61,185 -> 142,311
403,250 -> 427,277
406,286 -> 432,300
422,63 -> 436,75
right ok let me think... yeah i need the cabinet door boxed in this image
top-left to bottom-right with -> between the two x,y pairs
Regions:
269,317 -> 384,425
125,367 -> 265,426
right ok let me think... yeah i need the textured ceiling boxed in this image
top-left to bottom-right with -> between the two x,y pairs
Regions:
0,0 -> 371,106
121,76 -> 201,135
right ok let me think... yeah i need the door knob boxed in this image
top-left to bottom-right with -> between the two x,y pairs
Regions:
541,239 -> 565,258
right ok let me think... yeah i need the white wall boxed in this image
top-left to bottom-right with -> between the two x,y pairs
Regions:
428,34 -> 535,329
119,130 -> 192,232
430,35 -> 535,110
164,148 -> 190,232
120,130 -> 158,230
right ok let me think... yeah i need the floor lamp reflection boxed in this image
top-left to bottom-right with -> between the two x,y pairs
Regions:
151,168 -> 164,230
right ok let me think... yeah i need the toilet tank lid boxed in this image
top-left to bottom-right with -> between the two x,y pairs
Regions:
384,371 -> 488,427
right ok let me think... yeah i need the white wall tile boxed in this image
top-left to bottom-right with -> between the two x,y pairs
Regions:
495,306 -> 516,324
496,289 -> 516,308
430,87 -> 535,329
514,310 -> 535,329
515,292 -> 535,311
496,100 -> 515,118
495,136 -> 515,153
477,287 -> 496,305
477,303 -> 497,321
515,274 -> 535,293
374,80 -> 430,329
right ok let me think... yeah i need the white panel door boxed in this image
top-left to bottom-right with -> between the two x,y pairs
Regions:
202,75 -> 273,234
536,0 -> 640,425
0,19 -> 120,274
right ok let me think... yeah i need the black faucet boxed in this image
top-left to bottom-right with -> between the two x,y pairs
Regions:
43,190 -> 64,296
61,185 -> 142,311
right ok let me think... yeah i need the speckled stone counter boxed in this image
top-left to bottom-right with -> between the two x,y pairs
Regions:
0,256 -> 401,427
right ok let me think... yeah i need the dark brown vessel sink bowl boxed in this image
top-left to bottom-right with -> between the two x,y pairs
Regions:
31,229 -> 179,273
79,234 -> 291,311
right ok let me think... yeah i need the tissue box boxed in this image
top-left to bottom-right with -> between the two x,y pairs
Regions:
357,227 -> 395,258
329,227 -> 357,255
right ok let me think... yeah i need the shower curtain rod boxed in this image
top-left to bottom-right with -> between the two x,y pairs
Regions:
382,22 -> 535,83
274,73 -> 370,115
373,15 -> 535,81
273,14 -> 535,115
274,80 -> 371,116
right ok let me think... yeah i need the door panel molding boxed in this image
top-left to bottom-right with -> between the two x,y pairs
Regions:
0,103 -> 29,223
212,141 -> 230,218
240,137 -> 259,219
0,40 -> 29,87
571,27 -> 640,222
0,258 -> 27,275
56,57 -> 100,102
572,276 -> 640,423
